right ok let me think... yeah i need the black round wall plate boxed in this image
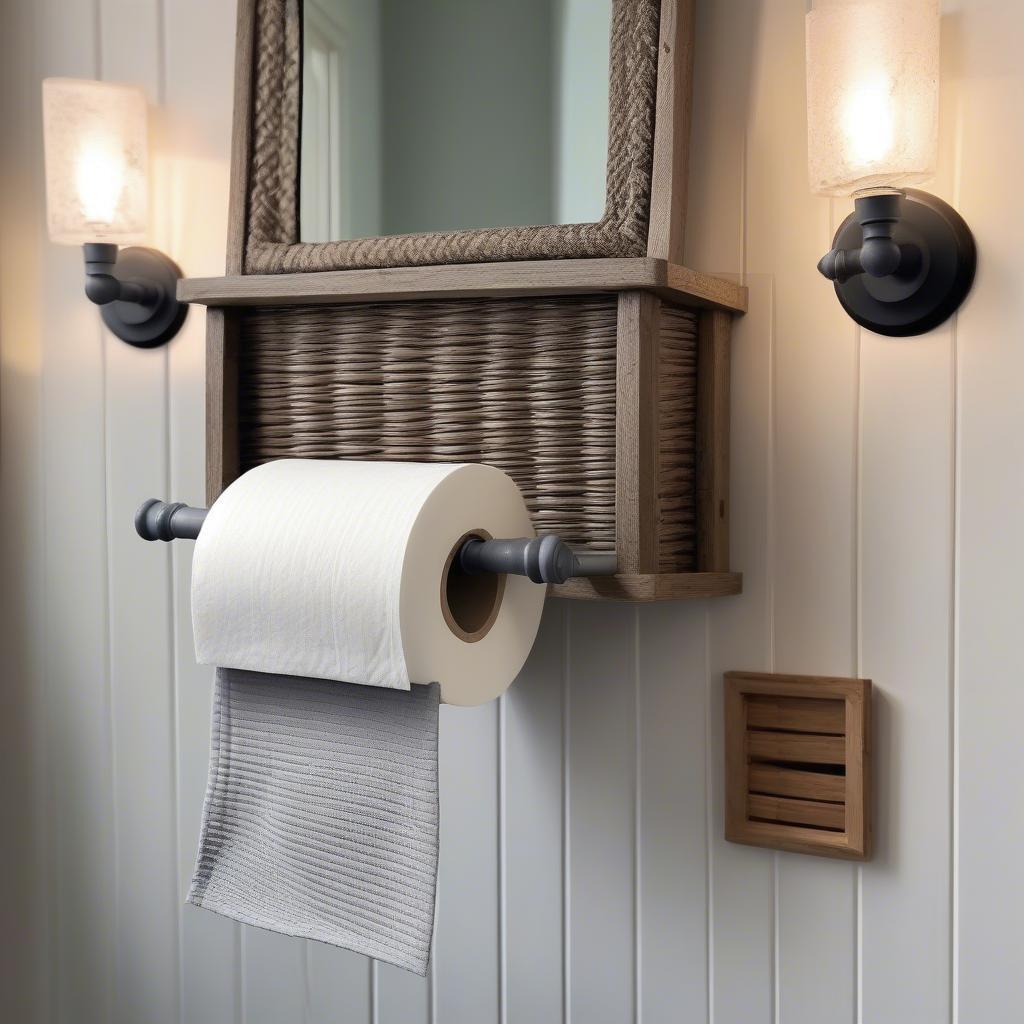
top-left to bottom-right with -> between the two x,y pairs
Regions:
831,189 -> 976,337
101,246 -> 188,348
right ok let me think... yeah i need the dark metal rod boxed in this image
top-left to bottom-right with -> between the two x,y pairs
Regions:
135,499 -> 617,585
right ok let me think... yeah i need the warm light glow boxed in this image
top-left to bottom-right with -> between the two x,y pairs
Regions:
841,71 -> 894,166
75,141 -> 126,224
42,78 -> 148,244
806,0 -> 939,197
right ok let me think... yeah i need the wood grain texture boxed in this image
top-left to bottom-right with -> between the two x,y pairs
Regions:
736,820 -> 863,861
725,672 -> 871,861
745,695 -> 845,734
646,0 -> 695,263
746,731 -> 846,765
551,570 -> 741,601
204,308 -> 239,503
179,257 -> 748,312
696,309 -> 731,572
657,300 -> 699,570
227,0 -> 257,274
614,291 -> 660,573
748,764 -> 846,804
665,262 -> 747,311
747,794 -> 845,831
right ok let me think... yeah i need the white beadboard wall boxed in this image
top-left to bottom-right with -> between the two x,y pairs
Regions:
1,1 -> 1022,1022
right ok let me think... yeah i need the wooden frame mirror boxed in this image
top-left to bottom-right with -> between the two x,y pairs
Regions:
232,0 -> 693,274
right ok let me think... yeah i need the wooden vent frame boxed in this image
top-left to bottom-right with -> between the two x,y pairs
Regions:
724,672 -> 872,860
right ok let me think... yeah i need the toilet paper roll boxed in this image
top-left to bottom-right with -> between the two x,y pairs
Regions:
191,459 -> 546,705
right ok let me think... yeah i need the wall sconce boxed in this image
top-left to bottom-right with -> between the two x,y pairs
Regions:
42,78 -> 186,348
806,0 -> 975,337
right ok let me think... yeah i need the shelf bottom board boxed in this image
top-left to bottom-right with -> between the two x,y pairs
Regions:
551,571 -> 742,602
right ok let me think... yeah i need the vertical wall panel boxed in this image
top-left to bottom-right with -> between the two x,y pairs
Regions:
104,336 -> 180,1024
99,3 -> 181,1020
242,931 -> 308,1024
434,702 -> 501,1024
684,0 -> 754,273
0,0 -> 50,1018
954,4 -> 1024,1016
858,326 -> 954,1024
705,274 -> 775,1024
505,603 -> 566,1023
743,2 -> 861,1021
374,962 -> 429,1024
34,4 -> 116,1021
566,602 -> 636,1024
857,6 -> 960,1017
161,0 -> 243,1018
687,14 -> 778,1018
307,948 -> 371,1023
637,602 -> 709,1023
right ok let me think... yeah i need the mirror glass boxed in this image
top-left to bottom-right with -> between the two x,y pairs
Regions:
299,0 -> 613,243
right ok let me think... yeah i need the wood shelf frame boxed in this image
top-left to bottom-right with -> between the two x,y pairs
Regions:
179,258 -> 746,314
204,287 -> 740,602
200,0 -> 744,602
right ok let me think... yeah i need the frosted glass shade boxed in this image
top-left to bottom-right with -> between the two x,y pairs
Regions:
42,78 -> 148,244
806,0 -> 939,197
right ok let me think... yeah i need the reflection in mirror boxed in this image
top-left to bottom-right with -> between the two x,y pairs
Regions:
300,0 -> 613,243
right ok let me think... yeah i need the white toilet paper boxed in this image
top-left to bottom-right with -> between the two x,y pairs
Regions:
191,459 -> 546,705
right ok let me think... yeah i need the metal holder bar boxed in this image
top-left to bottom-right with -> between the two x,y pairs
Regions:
135,499 -> 617,586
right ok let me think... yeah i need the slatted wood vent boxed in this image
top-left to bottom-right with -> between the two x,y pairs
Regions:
724,672 -> 872,860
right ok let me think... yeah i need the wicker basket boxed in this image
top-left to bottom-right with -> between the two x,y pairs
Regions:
237,293 -> 697,569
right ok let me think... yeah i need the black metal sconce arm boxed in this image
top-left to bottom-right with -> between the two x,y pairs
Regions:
816,188 -> 975,338
82,243 -> 188,348
817,192 -> 922,285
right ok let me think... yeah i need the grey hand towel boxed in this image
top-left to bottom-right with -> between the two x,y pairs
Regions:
187,668 -> 440,975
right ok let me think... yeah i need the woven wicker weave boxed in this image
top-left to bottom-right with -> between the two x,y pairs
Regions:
243,0 -> 662,273
236,294 -> 697,568
657,302 -> 697,570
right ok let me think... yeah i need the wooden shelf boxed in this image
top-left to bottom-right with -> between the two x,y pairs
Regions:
178,257 -> 747,314
551,571 -> 742,602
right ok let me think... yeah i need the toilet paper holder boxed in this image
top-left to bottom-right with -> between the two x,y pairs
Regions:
134,498 -> 618,586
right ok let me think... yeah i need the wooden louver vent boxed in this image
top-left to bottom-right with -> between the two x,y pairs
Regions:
724,672 -> 872,860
